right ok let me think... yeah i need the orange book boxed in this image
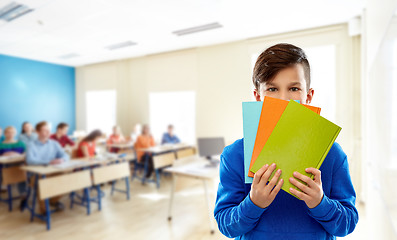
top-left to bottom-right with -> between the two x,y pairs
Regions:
247,97 -> 321,178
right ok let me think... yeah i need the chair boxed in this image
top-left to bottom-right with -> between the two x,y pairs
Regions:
1,166 -> 27,211
153,152 -> 176,188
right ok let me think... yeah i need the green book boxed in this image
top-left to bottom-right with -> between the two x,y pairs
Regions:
250,100 -> 341,197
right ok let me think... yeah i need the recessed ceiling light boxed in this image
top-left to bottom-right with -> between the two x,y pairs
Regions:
172,22 -> 223,36
58,53 -> 80,59
105,41 -> 137,50
0,2 -> 34,22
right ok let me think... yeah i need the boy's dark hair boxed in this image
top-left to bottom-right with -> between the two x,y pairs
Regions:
35,121 -> 48,132
252,43 -> 311,91
57,122 -> 68,130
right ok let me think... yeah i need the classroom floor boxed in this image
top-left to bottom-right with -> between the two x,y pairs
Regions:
0,176 -> 366,240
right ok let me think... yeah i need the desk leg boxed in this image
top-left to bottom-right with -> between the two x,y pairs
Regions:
7,185 -> 12,211
40,175 -> 51,231
111,181 -> 116,196
125,177 -> 130,200
142,154 -> 149,185
167,175 -> 176,221
203,179 -> 215,234
30,174 -> 38,222
44,199 -> 50,230
84,188 -> 90,215
96,185 -> 102,211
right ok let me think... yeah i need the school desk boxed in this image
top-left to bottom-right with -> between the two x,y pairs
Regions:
21,154 -> 133,230
0,155 -> 26,211
164,155 -> 219,234
135,143 -> 194,187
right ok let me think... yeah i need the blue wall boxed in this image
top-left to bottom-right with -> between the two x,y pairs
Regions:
0,54 -> 75,134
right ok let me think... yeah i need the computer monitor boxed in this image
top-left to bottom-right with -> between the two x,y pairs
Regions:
197,137 -> 225,160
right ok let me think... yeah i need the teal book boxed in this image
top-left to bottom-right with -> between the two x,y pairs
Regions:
250,100 -> 341,196
242,101 -> 262,183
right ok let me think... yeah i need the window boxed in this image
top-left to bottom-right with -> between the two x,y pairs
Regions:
304,45 -> 336,121
86,90 -> 116,135
149,91 -> 196,144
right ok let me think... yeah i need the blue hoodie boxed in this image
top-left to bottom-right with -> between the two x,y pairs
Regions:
214,139 -> 358,240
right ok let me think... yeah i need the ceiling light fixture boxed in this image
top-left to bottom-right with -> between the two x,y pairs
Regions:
0,2 -> 34,22
172,22 -> 223,36
105,41 -> 137,50
58,53 -> 80,59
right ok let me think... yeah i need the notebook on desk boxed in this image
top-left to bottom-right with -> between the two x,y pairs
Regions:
52,160 -> 87,169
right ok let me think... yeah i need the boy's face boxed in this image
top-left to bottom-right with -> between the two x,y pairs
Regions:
38,125 -> 50,140
5,128 -> 16,140
253,64 -> 314,104
57,127 -> 68,136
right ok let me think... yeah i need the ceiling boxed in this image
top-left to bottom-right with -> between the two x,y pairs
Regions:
0,0 -> 365,67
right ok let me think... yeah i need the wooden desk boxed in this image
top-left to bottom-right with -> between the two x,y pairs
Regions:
164,155 -> 219,234
0,155 -> 25,164
137,143 -> 192,154
21,154 -> 135,176
21,153 -> 134,229
0,154 -> 26,211
135,143 -> 193,186
108,142 -> 134,149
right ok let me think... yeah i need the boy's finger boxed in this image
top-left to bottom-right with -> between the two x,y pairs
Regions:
305,168 -> 321,184
289,177 -> 311,195
293,171 -> 316,188
269,178 -> 283,199
253,164 -> 269,185
258,163 -> 276,188
265,169 -> 282,194
290,187 -> 307,201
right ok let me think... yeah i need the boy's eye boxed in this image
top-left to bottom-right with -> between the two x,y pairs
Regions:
267,88 -> 277,92
290,87 -> 300,92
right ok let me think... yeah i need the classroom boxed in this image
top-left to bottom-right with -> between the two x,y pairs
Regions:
0,0 -> 396,239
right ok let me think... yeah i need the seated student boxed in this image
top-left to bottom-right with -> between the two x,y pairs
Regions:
26,121 -> 70,213
134,125 -> 156,178
107,125 -> 126,144
18,122 -> 37,145
0,126 -> 27,210
129,123 -> 142,146
161,124 -> 180,145
107,126 -> 126,152
50,122 -> 75,148
76,130 -> 102,158
0,126 -> 25,154
214,44 -> 358,239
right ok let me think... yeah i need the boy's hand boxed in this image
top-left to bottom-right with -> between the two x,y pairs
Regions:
250,163 -> 284,209
289,168 -> 324,208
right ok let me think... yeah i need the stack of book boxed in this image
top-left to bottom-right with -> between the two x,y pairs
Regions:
242,96 -> 341,196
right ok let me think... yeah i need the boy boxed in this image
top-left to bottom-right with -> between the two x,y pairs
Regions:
26,121 -> 70,212
214,43 -> 358,239
50,122 -> 75,148
161,124 -> 180,144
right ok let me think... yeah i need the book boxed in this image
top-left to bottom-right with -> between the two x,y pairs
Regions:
52,160 -> 87,169
250,100 -> 341,196
248,97 -> 321,178
242,101 -> 262,183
